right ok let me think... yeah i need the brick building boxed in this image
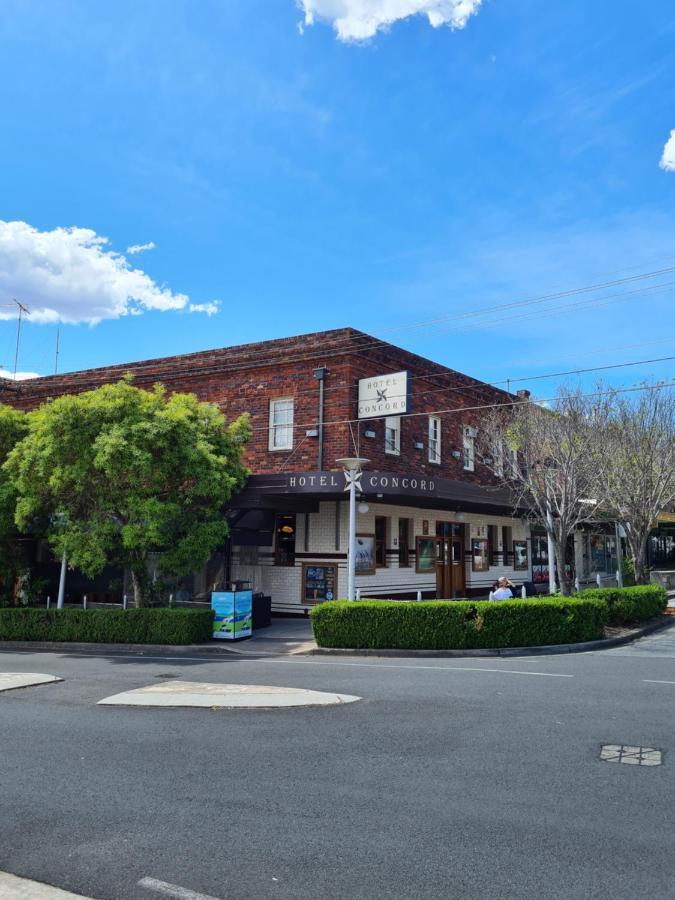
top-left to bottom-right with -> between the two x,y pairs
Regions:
4,327 -> 544,607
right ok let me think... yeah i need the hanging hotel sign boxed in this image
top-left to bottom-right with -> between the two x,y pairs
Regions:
357,371 -> 409,419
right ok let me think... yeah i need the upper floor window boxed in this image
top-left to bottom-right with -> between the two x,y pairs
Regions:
269,398 -> 294,451
385,416 -> 400,455
463,426 -> 476,471
428,416 -> 441,464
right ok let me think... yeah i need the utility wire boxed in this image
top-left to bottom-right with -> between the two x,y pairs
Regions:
15,262 -> 675,388
240,379 -> 675,437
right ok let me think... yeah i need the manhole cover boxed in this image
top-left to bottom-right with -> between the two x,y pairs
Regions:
154,674 -> 179,679
600,745 -> 662,766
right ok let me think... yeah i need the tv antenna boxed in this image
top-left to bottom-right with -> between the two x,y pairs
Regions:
12,299 -> 30,379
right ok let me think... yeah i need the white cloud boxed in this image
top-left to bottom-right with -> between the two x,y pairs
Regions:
188,301 -> 220,316
126,241 -> 156,255
297,0 -> 482,41
0,369 -> 40,381
660,130 -> 675,172
0,221 -> 216,326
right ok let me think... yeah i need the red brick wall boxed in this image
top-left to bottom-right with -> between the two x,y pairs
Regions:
2,328 -> 512,483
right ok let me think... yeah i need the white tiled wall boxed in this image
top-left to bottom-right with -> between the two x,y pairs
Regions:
231,501 -> 532,610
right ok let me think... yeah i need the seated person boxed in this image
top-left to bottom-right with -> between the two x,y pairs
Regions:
492,577 -> 514,600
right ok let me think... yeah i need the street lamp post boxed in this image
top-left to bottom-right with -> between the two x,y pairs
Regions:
336,458 -> 370,601
56,546 -> 67,609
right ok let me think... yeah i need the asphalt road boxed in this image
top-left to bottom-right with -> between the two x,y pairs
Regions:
1,625 -> 675,900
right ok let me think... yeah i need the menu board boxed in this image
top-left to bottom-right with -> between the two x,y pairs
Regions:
302,563 -> 338,604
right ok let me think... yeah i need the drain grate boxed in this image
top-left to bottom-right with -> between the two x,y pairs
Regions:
600,745 -> 662,766
154,673 -> 179,679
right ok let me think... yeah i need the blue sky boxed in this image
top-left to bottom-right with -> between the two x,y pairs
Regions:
0,0 -> 674,397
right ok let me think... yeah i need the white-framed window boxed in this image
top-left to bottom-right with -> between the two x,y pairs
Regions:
385,416 -> 400,455
463,427 -> 475,472
428,416 -> 441,464
269,398 -> 294,450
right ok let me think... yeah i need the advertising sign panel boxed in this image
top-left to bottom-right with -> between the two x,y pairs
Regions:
211,590 -> 253,640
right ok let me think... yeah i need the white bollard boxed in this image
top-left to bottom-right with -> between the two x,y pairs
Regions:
596,572 -> 602,588
416,590 -> 422,602
169,593 -> 174,608
489,591 -> 495,602
83,594 -> 87,610
616,569 -> 621,586
123,593 -> 128,610
356,589 -> 361,601
46,595 -> 51,609
574,577 -> 580,592
521,585 -> 527,599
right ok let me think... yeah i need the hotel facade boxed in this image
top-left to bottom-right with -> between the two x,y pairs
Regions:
4,328 -> 629,610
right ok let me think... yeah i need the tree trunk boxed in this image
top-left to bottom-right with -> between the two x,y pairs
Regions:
627,531 -> 650,585
555,543 -> 572,596
130,567 -> 148,608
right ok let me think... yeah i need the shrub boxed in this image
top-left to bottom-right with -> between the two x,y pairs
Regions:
578,585 -> 667,626
310,598 -> 608,650
0,608 -> 214,645
621,557 -> 636,587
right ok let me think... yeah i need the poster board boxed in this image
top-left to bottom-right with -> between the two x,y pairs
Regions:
355,534 -> 376,575
416,536 -> 438,574
513,540 -> 528,571
302,563 -> 338,604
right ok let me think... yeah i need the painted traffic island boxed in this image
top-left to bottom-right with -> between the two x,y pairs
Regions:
98,681 -> 361,709
0,673 -> 63,692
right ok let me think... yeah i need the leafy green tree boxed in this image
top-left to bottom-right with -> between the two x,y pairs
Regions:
5,379 -> 250,607
0,403 -> 29,604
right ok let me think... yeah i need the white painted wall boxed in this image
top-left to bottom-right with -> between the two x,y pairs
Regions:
231,501 -> 533,610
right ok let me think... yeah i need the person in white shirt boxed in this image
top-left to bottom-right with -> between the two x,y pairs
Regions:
492,577 -> 514,600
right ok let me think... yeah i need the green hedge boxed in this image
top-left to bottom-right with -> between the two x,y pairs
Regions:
0,608 -> 214,645
578,585 -> 667,626
310,599 -> 608,650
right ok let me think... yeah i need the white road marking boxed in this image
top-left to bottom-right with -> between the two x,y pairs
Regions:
259,658 -> 574,677
0,870 -> 95,898
643,679 -> 675,685
138,876 -> 222,900
0,651 -> 573,677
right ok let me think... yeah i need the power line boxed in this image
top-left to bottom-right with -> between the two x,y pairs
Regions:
242,379 -> 675,437
16,261 -> 675,390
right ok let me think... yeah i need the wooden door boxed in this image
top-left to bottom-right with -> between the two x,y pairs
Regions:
435,526 -> 466,598
450,534 -> 465,597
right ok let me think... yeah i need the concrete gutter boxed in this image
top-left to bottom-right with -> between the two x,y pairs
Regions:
309,615 -> 675,659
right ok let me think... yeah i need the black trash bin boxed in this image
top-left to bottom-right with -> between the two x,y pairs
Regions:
252,593 -> 271,629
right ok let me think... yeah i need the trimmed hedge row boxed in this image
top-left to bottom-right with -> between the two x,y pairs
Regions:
577,585 -> 667,626
0,608 -> 214,645
310,598 -> 608,650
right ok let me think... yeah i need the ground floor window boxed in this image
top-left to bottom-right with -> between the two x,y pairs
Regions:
589,533 -> 618,575
274,514 -> 296,566
375,516 -> 387,567
649,526 -> 675,568
398,518 -> 410,567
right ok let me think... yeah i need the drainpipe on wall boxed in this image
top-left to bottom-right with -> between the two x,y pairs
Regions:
313,367 -> 327,470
